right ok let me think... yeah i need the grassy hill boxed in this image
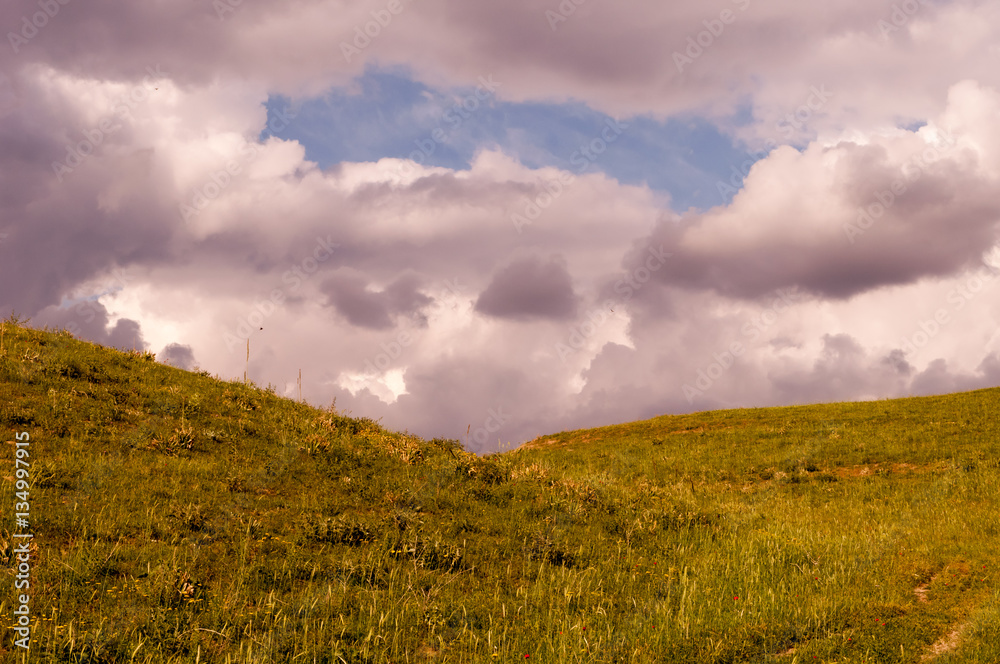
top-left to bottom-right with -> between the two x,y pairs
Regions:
1,316 -> 998,663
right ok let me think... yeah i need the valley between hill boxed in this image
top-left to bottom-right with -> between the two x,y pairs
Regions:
1,318 -> 998,663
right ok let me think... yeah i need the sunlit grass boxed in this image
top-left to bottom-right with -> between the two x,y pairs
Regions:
0,315 -> 997,662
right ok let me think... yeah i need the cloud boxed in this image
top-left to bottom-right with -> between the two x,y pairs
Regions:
625,82 -> 1000,302
31,300 -> 147,352
3,4 -> 1000,452
0,66 -> 176,317
160,343 -> 197,371
475,255 -> 579,321
768,333 -> 911,403
910,353 -> 1000,397
8,70 -> 998,448
4,0 -> 997,138
321,271 -> 434,329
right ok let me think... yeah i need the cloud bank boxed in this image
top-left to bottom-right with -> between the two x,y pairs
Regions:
3,0 -> 999,451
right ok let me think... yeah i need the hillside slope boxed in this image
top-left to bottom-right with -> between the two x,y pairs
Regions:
1,318 -> 998,663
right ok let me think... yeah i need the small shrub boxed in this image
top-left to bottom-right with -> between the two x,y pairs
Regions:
169,503 -> 207,531
392,533 -> 464,571
304,514 -> 378,546
455,454 -> 510,485
658,504 -> 721,530
525,528 -> 576,568
58,358 -> 84,379
168,570 -> 206,610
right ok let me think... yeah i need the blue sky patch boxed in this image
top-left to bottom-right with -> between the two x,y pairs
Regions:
262,67 -> 766,212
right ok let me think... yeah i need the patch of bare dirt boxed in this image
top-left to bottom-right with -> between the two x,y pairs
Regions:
416,644 -> 440,659
833,461 -> 946,480
917,567 -> 978,663
517,436 -> 574,451
664,421 -> 747,436
920,623 -> 967,662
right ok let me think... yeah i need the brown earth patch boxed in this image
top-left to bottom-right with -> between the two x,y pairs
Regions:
833,461 -> 947,480
920,623 -> 967,662
916,563 -> 977,661
664,420 -> 749,436
517,436 -> 566,451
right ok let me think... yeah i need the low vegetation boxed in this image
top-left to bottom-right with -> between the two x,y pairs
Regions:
1,316 -> 998,662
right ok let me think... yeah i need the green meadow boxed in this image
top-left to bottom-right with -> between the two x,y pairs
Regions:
1,316 -> 998,663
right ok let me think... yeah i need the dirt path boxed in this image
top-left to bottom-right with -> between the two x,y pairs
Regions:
920,622 -> 967,662
913,570 -> 975,662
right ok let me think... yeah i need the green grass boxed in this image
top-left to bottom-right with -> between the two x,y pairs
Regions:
0,315 -> 998,663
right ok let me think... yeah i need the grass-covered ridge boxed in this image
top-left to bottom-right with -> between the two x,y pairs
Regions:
1,317 -> 998,663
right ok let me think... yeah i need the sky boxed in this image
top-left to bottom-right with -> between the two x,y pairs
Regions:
3,0 -> 1000,453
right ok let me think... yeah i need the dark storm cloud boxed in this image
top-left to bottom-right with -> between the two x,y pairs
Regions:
0,72 -> 174,317
31,300 -> 147,351
321,271 -> 433,330
160,343 -> 197,371
1,0 -> 966,128
475,255 -> 579,322
909,354 -> 1000,397
1,1 -> 251,87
